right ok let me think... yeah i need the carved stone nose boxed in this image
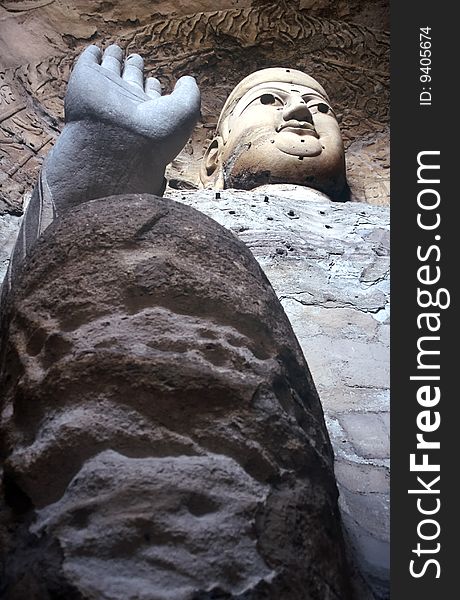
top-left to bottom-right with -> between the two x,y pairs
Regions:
282,96 -> 313,123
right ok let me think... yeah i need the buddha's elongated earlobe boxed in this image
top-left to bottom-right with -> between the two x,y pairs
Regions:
200,136 -> 225,189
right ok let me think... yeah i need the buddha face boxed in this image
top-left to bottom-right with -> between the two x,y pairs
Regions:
201,68 -> 347,200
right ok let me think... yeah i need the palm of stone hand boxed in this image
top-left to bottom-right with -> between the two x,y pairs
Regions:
65,45 -> 201,163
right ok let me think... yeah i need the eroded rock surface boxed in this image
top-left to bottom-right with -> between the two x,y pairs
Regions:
170,186 -> 390,599
0,194 -> 351,599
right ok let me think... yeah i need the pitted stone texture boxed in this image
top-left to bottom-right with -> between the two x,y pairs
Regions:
32,452 -> 274,598
0,194 -> 350,599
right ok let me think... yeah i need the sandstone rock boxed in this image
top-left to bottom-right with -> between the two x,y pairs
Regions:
0,194 -> 351,599
170,187 -> 390,599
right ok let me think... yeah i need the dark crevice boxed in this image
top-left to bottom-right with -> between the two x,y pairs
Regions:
3,470 -> 34,515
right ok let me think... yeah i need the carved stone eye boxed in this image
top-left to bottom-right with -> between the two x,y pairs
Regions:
317,103 -> 330,113
260,93 -> 277,105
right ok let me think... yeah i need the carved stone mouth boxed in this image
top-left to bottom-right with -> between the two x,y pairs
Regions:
276,120 -> 316,134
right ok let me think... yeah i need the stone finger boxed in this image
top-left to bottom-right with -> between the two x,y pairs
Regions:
75,45 -> 102,67
101,44 -> 123,75
122,53 -> 144,90
145,77 -> 162,98
170,76 -> 201,120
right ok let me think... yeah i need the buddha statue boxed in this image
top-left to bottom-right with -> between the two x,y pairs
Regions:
0,45 -> 352,599
200,67 -> 348,200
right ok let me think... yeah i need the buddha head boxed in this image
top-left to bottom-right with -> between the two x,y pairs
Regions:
200,67 -> 348,200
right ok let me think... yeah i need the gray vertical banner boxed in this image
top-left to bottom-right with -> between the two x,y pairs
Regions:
391,1 -> 455,597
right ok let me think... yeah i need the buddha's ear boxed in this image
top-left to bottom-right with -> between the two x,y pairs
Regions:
200,136 -> 225,189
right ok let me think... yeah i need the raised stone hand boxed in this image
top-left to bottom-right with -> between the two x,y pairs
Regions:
42,44 -> 201,210
3,44 -> 200,296
65,45 -> 200,163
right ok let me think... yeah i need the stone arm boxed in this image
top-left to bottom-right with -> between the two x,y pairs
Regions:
3,44 -> 200,294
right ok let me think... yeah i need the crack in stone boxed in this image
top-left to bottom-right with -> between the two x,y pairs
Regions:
280,295 -> 386,314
